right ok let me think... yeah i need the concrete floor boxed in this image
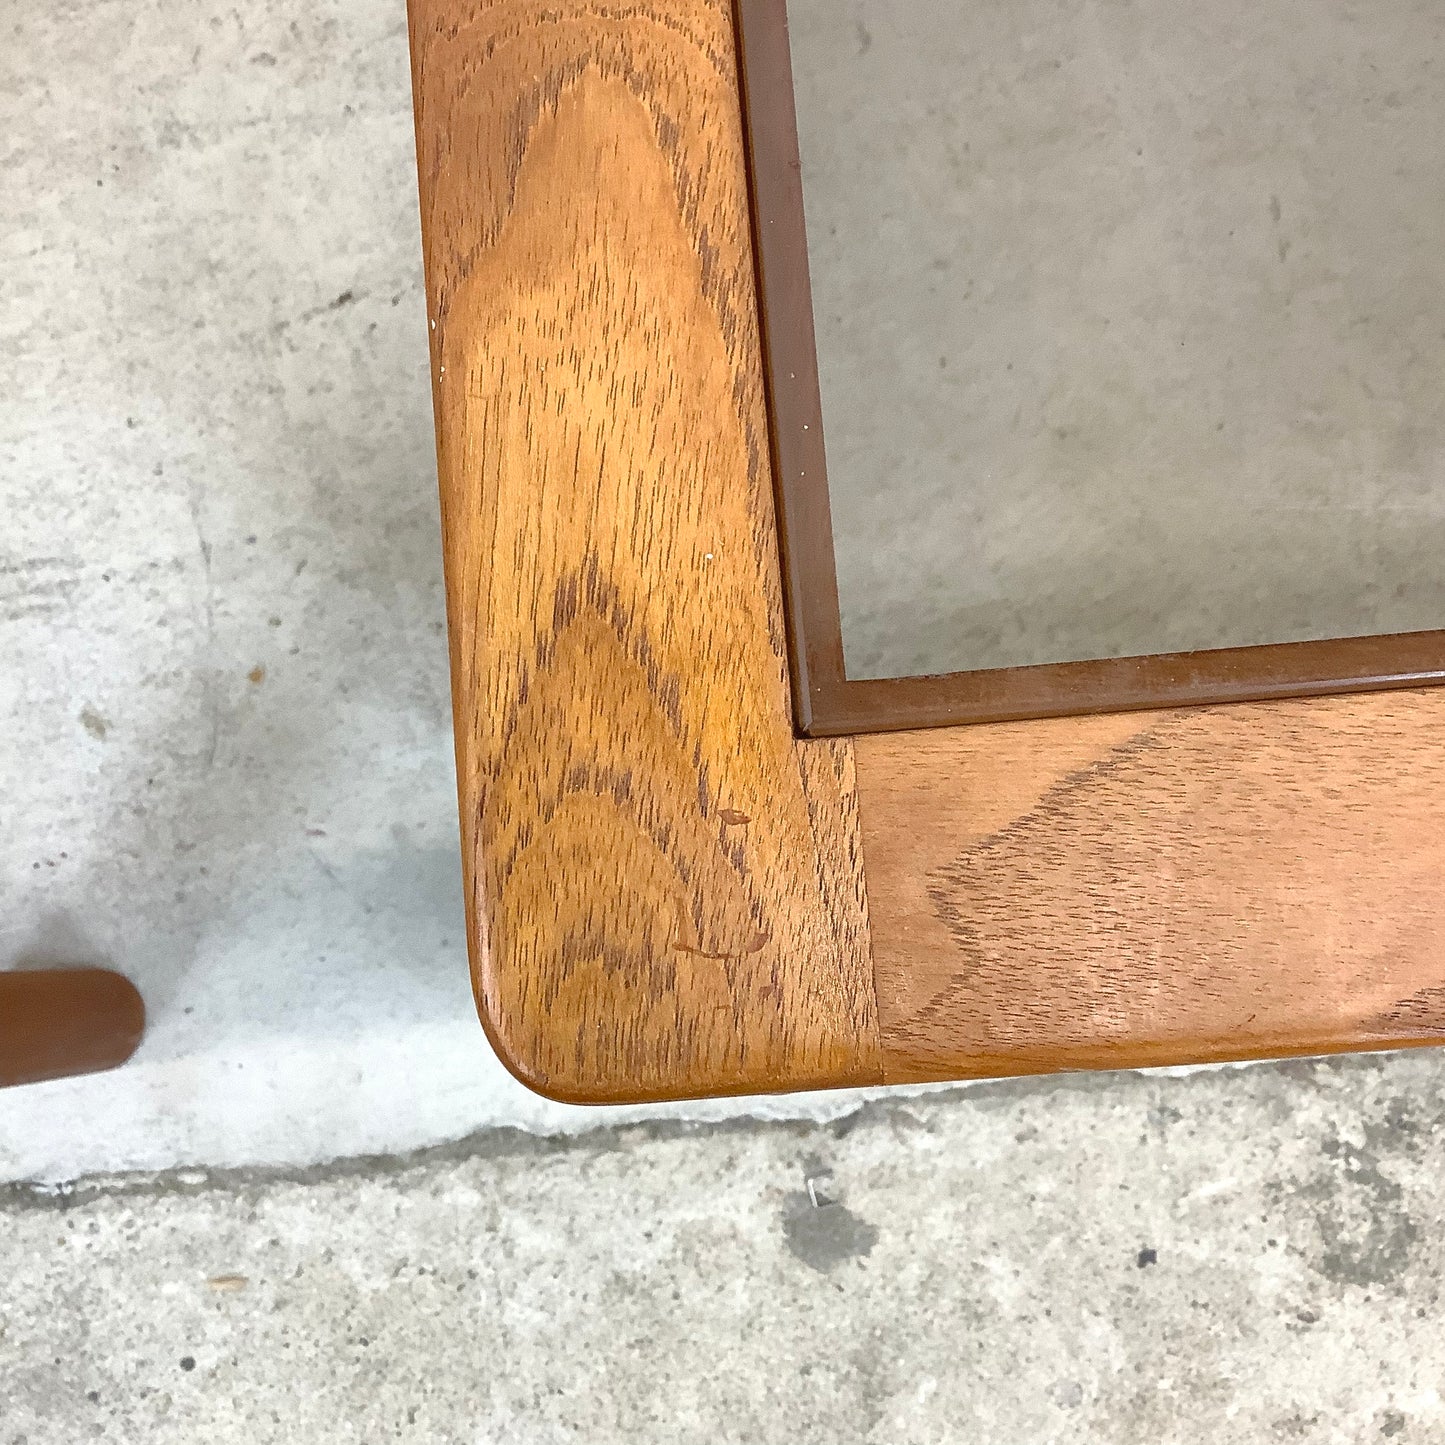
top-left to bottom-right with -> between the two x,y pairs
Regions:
6,0 -> 1445,1438
7,1058 -> 1445,1443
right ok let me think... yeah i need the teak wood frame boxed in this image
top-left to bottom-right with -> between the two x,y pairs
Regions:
407,0 -> 1445,1105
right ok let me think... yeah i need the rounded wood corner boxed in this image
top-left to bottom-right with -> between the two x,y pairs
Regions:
468,908 -> 882,1107
0,968 -> 146,1090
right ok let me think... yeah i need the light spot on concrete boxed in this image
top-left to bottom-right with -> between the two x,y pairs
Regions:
1051,1380 -> 1085,1409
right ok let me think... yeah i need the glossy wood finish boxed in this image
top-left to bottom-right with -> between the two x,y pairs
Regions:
0,970 -> 145,1089
406,0 -> 880,1102
737,0 -> 1445,738
857,692 -> 1445,1082
410,0 -> 1445,1104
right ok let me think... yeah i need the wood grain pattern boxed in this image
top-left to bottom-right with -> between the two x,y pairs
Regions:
857,691 -> 1445,1082
406,0 -> 881,1102
410,0 -> 1445,1103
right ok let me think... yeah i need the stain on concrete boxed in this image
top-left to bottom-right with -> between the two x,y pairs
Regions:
1294,1133 -> 1418,1289
80,706 -> 110,739
781,1187 -> 879,1274
1,555 -> 80,621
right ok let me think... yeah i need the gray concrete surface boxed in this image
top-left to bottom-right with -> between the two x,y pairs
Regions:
1,0 -> 503,1178
793,0 -> 1445,678
6,1057 -> 1445,1443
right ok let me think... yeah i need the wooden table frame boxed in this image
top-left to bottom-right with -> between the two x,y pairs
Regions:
0,970 -> 145,1090
407,0 -> 1445,1104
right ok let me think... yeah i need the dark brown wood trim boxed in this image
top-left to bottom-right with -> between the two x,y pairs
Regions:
0,969 -> 145,1090
735,0 -> 1445,739
734,0 -> 845,736
806,630 -> 1445,736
